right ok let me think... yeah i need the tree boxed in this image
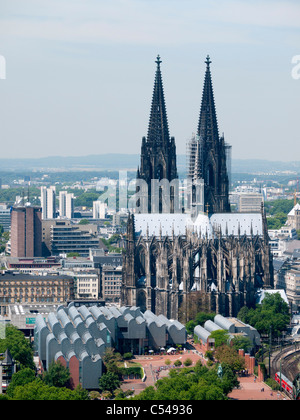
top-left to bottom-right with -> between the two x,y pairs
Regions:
10,378 -> 89,400
123,352 -> 133,360
132,363 -> 238,401
0,324 -> 34,370
195,312 -> 216,326
89,391 -> 101,400
215,345 -> 245,372
102,348 -> 123,375
237,293 -> 290,337
42,361 -> 71,388
6,368 -> 36,398
209,330 -> 230,348
183,358 -> 193,367
78,219 -> 90,225
185,312 -> 216,335
114,389 -> 134,400
231,336 -> 252,354
185,320 -> 197,335
98,372 -> 121,394
74,191 -> 100,208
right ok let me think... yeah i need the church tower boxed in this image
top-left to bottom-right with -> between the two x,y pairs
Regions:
122,55 -> 273,322
137,55 -> 178,214
196,56 -> 231,214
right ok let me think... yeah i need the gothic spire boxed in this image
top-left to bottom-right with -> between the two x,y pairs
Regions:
197,55 -> 219,146
147,55 -> 170,147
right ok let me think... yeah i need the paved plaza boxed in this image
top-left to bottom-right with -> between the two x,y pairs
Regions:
121,350 -> 289,401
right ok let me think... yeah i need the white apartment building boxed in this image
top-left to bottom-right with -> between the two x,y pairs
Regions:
75,272 -> 100,299
40,186 -> 56,220
59,191 -> 74,219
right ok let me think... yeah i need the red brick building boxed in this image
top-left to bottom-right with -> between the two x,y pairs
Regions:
10,205 -> 42,258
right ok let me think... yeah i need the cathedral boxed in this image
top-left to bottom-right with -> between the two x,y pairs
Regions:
121,55 -> 273,322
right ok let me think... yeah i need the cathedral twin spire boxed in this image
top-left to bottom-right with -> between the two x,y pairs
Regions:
138,54 -> 230,215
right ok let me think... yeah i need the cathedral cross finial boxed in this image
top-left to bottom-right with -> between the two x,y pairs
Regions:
156,55 -> 162,67
205,55 -> 212,69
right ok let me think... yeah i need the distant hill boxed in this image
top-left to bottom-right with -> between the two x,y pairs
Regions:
0,154 -> 299,174
231,159 -> 300,174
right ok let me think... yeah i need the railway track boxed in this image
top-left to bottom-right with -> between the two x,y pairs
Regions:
271,345 -> 300,384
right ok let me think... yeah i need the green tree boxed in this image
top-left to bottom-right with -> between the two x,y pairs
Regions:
98,372 -> 121,394
265,199 -> 294,217
238,293 -> 290,337
0,324 -> 34,369
42,361 -> 71,388
185,320 -> 197,335
209,330 -> 230,348
78,219 -> 90,225
132,364 -> 237,401
10,378 -> 89,400
123,352 -> 133,360
215,345 -> 245,372
6,368 -> 36,398
231,336 -> 252,354
185,312 -> 216,335
75,191 -> 100,208
102,348 -> 123,375
195,312 -> 216,326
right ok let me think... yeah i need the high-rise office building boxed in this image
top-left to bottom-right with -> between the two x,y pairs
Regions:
59,191 -> 74,219
10,205 -> 42,258
40,186 -> 56,220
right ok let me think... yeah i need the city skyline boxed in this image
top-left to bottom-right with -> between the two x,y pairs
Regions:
0,0 -> 299,161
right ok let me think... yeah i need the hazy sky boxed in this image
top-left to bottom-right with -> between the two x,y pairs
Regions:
0,0 -> 299,161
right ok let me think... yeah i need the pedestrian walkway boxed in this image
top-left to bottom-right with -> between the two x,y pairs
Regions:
228,376 -> 288,401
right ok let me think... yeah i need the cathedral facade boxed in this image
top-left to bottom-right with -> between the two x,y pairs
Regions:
121,56 -> 273,322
